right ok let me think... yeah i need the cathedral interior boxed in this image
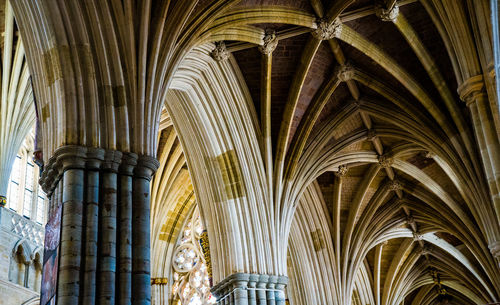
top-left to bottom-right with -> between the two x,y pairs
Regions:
0,0 -> 499,304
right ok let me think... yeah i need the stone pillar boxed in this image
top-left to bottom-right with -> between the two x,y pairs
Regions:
212,273 -> 288,305
132,156 -> 159,305
39,145 -> 159,305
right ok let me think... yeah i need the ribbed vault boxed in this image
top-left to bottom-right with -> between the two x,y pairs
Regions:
6,0 -> 500,304
0,0 -> 35,199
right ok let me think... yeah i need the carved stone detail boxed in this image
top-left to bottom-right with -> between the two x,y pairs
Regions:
335,165 -> 348,177
259,29 -> 278,55
489,240 -> 500,260
211,41 -> 230,62
457,75 -> 485,106
378,154 -> 393,168
389,179 -> 402,191
424,151 -> 435,159
375,4 -> 399,22
313,18 -> 342,40
412,231 -> 422,242
336,63 -> 355,82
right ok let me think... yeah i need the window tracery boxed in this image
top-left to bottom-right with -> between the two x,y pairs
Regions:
171,207 -> 215,305
6,128 -> 47,224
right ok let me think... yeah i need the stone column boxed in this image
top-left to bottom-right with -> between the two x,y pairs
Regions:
132,156 -> 160,305
117,152 -> 137,305
212,273 -> 288,305
39,145 -> 159,305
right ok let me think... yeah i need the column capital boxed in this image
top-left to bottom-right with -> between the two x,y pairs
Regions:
119,152 -> 138,176
211,272 -> 289,300
258,29 -> 278,55
86,147 -> 105,170
102,150 -> 123,173
134,155 -> 160,180
457,75 -> 485,106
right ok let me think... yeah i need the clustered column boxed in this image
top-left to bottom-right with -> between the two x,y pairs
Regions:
211,273 -> 288,305
40,145 -> 159,305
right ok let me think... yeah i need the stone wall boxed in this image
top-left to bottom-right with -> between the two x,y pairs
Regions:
0,207 -> 44,304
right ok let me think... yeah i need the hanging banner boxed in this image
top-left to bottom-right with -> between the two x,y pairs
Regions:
40,204 -> 61,305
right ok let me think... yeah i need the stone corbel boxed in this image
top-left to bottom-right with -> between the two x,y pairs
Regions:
211,41 -> 230,62
258,29 -> 278,55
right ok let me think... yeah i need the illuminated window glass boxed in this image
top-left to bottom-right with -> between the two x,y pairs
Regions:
22,162 -> 35,218
23,189 -> 32,217
171,207 -> 215,305
36,191 -> 46,224
8,155 -> 22,211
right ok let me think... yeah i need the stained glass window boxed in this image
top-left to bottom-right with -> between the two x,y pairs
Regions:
171,207 -> 216,305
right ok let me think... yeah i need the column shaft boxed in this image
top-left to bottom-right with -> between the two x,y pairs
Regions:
39,146 -> 157,305
58,168 -> 85,304
82,169 -> 100,303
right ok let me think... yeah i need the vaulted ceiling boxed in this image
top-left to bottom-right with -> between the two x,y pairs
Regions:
194,0 -> 498,303
6,0 -> 499,304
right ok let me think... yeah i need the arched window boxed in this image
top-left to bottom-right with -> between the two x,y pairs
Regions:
6,128 -> 47,224
171,207 -> 215,305
10,240 -> 32,287
23,160 -> 35,217
7,155 -> 22,211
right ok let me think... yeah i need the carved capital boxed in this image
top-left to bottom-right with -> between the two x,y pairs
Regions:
212,273 -> 288,299
336,63 -> 355,82
86,147 -> 105,170
134,155 -> 160,180
457,75 -> 485,106
102,150 -> 123,173
119,152 -> 138,176
378,154 -> 393,168
259,29 -> 278,55
211,41 -> 230,62
375,4 -> 399,22
313,18 -> 342,40
335,165 -> 348,177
